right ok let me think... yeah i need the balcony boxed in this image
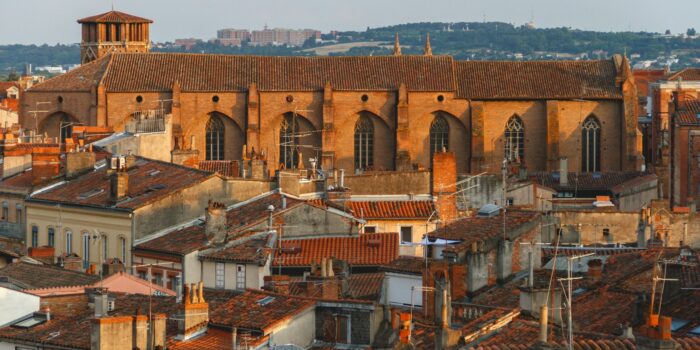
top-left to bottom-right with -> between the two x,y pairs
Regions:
125,110 -> 166,134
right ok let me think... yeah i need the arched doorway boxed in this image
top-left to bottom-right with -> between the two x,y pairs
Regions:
278,112 -> 321,170
39,112 -> 79,142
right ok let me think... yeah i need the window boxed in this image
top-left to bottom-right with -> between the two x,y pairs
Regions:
82,233 -> 90,269
507,198 -> 514,206
31,225 -> 38,247
138,271 -> 147,280
430,114 -> 449,160
205,115 -> 225,161
354,114 -> 374,171
581,116 -> 601,172
215,262 -> 225,289
48,228 -> 55,247
335,315 -> 350,344
2,202 -> 8,221
101,235 -> 108,262
15,204 -> 22,224
66,231 -> 73,254
279,113 -> 300,169
236,265 -> 246,290
364,226 -> 377,234
505,115 -> 524,162
400,226 -> 413,244
120,237 -> 127,264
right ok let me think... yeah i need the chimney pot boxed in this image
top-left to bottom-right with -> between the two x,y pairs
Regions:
205,201 -> 227,245
559,158 -> 568,186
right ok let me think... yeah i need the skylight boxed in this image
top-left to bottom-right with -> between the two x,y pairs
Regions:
671,319 -> 689,331
256,296 -> 275,306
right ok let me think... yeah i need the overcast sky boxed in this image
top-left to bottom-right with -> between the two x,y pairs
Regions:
2,0 -> 699,45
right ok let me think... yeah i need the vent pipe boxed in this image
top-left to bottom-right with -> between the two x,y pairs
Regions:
539,305 -> 548,343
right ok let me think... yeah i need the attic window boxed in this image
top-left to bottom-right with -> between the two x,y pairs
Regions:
437,95 -> 445,102
361,94 -> 369,102
256,296 -> 275,306
212,95 -> 220,103
78,188 -> 105,199
136,95 -> 143,103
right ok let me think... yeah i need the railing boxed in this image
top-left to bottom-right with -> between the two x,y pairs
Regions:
0,222 -> 25,240
125,110 -> 166,134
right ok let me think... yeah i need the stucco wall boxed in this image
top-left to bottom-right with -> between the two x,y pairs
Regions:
554,211 -> 641,245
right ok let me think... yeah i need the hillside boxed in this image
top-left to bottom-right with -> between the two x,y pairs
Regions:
2,21 -> 699,79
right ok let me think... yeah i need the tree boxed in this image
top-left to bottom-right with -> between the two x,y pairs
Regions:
665,29 -> 672,35
688,28 -> 697,37
6,71 -> 19,82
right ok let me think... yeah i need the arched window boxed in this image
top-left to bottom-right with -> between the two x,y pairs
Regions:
505,116 -> 525,162
205,115 -> 225,160
82,232 -> 90,269
101,235 -> 108,262
120,237 -> 127,265
31,225 -> 38,247
66,230 -> 73,254
430,115 -> 450,158
48,227 -> 55,247
279,113 -> 300,169
354,115 -> 374,171
581,116 -> 601,172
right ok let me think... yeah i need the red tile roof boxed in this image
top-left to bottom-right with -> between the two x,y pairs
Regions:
30,157 -> 214,210
533,171 -> 650,192
288,272 -> 385,301
346,200 -> 435,219
30,55 -> 111,92
199,234 -> 272,265
381,256 -> 429,275
168,327 -> 233,350
208,289 -> 315,333
427,210 -> 540,253
77,10 -> 152,23
676,99 -> 700,125
572,287 -> 638,335
198,160 -> 239,177
135,225 -> 208,256
668,68 -> 700,82
30,53 -> 623,102
102,53 -> 455,92
0,262 -> 100,289
273,233 -> 399,267
456,60 -> 623,100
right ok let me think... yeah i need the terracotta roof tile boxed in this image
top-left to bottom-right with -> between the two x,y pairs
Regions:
135,225 -> 208,256
168,327 -> 232,350
198,160 -> 239,177
668,68 -> 700,82
0,262 -> 100,289
533,171 -> 650,192
30,157 -> 214,210
273,233 -> 399,267
30,55 -> 112,92
199,234 -> 272,264
208,289 -> 315,332
381,256 -> 429,275
456,60 -> 623,100
572,287 -> 638,335
346,200 -> 435,219
287,272 -> 385,301
427,210 -> 540,253
101,53 -> 455,92
676,99 -> 700,125
77,10 -> 152,23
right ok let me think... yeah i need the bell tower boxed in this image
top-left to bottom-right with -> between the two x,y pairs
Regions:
77,10 -> 153,64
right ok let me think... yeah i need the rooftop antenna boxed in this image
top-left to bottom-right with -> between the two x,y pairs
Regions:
558,252 -> 595,350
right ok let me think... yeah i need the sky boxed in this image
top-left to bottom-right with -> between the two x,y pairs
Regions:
2,0 -> 699,45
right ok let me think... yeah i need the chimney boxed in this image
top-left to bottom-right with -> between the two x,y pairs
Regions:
263,275 -> 290,294
559,158 -> 568,186
31,147 -> 61,185
205,201 -> 227,245
150,313 -> 167,350
432,152 -> 458,223
586,259 -> 603,282
132,314 -> 148,350
178,282 -> 209,341
94,292 -> 110,317
91,316 -> 133,350
267,205 -> 275,230
339,169 -> 345,188
66,150 -> 96,179
399,312 -> 412,344
539,305 -> 548,343
496,240 -> 513,283
110,171 -> 129,202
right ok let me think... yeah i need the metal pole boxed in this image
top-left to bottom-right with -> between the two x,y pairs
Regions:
567,257 -> 573,350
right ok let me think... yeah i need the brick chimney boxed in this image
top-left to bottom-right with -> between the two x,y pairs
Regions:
637,315 -> 675,350
205,201 -> 227,245
31,146 -> 61,185
432,151 -> 457,223
178,282 -> 209,341
587,259 -> 603,283
110,170 -> 129,202
66,149 -> 96,179
264,275 -> 291,294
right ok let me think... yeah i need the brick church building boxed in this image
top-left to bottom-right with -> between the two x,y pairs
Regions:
20,11 -> 643,175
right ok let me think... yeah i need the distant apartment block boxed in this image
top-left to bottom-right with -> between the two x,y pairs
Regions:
216,28 -> 251,46
214,26 -> 320,47
174,38 -> 202,50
